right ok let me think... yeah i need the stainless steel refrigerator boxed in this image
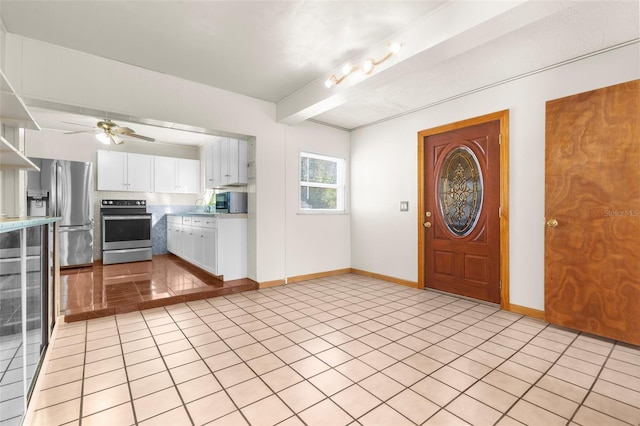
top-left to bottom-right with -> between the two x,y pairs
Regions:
26,158 -> 93,267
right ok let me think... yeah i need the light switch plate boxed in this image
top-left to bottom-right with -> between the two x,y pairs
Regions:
400,201 -> 409,211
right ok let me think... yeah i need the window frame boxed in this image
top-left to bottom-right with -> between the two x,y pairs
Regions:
299,151 -> 347,214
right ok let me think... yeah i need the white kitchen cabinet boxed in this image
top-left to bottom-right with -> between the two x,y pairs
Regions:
166,214 -> 245,280
97,150 -> 153,192
205,137 -> 248,188
154,156 -> 200,194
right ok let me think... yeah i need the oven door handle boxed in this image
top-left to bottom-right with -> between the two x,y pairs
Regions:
102,215 -> 152,220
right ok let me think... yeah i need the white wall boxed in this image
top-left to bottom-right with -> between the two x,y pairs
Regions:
3,34 -> 351,283
350,44 -> 640,311
284,122 -> 351,279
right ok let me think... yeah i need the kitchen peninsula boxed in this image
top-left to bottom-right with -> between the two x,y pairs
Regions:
167,213 -> 247,281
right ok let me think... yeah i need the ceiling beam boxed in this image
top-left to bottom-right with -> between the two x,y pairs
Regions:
276,0 -> 573,126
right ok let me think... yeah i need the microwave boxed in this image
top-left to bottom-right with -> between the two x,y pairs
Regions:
215,192 -> 248,213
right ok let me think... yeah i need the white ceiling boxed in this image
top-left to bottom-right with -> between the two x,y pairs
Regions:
0,1 -> 638,144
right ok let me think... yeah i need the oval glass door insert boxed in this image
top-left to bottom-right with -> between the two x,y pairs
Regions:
438,147 -> 483,236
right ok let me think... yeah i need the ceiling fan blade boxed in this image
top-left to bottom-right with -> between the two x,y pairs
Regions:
115,126 -> 155,142
121,133 -> 155,142
64,129 -> 99,135
61,121 -> 95,128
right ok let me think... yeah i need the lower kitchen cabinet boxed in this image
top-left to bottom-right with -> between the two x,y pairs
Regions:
167,214 -> 245,280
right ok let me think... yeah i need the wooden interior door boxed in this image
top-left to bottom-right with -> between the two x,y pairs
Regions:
545,80 -> 640,345
423,120 -> 501,303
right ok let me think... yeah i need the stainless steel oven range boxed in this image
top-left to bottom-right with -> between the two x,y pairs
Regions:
101,199 -> 152,265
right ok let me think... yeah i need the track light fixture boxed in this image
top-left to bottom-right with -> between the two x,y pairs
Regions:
325,42 -> 402,88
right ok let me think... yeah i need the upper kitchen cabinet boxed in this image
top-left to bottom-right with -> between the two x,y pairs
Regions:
97,150 -> 153,192
205,137 -> 248,188
154,156 -> 200,194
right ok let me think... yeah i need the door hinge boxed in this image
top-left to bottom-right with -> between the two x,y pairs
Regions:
499,134 -> 502,145
499,280 -> 502,291
499,206 -> 502,218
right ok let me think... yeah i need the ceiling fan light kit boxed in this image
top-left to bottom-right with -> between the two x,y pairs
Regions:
324,41 -> 402,88
65,118 -> 155,145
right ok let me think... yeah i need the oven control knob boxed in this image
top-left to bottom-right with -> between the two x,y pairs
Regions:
108,200 -> 113,205
136,201 -> 140,205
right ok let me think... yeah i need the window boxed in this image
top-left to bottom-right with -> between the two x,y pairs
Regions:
299,152 -> 346,212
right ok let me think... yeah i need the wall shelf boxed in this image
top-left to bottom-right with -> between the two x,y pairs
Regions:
0,135 -> 39,171
0,68 -> 40,131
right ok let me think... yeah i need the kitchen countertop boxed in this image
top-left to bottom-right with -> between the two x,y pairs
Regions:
0,216 -> 62,232
167,212 -> 248,218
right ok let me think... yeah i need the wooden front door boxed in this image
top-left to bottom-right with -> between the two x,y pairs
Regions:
422,119 -> 501,304
545,80 -> 640,345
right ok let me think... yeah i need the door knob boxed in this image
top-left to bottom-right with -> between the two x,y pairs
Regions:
547,219 -> 558,228
423,222 -> 432,228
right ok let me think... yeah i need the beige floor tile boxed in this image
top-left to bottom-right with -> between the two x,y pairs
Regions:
158,338 -> 192,356
151,330 -> 182,345
335,359 -> 377,382
447,394 -> 502,426
387,389 -> 439,424
482,370 -> 530,397
494,416 -> 526,426
358,403 -> 415,426
195,340 -> 230,358
599,368 -> 640,392
241,394 -> 294,426
177,373 -> 222,403
378,342 -> 415,361
261,365 -> 304,392
465,381 -> 517,413
168,359 -> 210,384
204,350 -> 243,372
381,362 -> 425,387
121,337 -> 155,354
592,378 -> 640,407
46,353 -> 85,374
523,386 -> 578,419
509,351 -> 553,373
359,350 -> 396,370
246,353 -> 286,375
571,406 -> 630,426
126,357 -> 166,381
278,381 -> 326,413
31,398 -> 81,426
547,364 -> 596,389
421,344 -> 458,364
39,366 -> 84,390
431,365 -> 476,392
331,384 -> 381,418
422,409 -> 471,425
299,398 -> 353,426
124,346 -> 161,366
290,356 -> 330,378
81,402 -> 135,426
450,356 -> 492,379
309,369 -> 354,397
83,368 -> 128,396
130,370 -> 174,399
339,340 -> 374,357
215,362 -> 256,387
84,355 -> 125,378
411,376 -> 460,407
275,345 -> 312,364
227,376 -> 273,408
186,390 -> 236,426
35,380 -> 83,409
606,357 -> 640,378
463,348 -> 503,369
119,329 -> 152,344
133,387 -> 182,422
137,403 -> 190,424
207,410 -> 250,426
48,342 -> 85,360
163,348 -> 200,368
497,360 -> 543,384
316,347 -> 353,367
557,354 -> 602,377
536,375 -> 588,403
584,392 -> 640,425
507,399 -> 567,426
358,333 -> 392,349
235,342 -> 270,361
359,372 -> 404,401
82,383 -> 130,417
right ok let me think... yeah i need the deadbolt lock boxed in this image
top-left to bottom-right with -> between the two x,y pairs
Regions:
547,219 -> 558,228
423,222 -> 432,228
425,211 -> 432,217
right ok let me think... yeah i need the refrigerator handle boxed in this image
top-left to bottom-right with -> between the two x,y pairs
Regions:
56,163 -> 63,217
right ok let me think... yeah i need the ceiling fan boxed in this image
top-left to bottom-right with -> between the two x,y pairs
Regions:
64,119 -> 155,145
